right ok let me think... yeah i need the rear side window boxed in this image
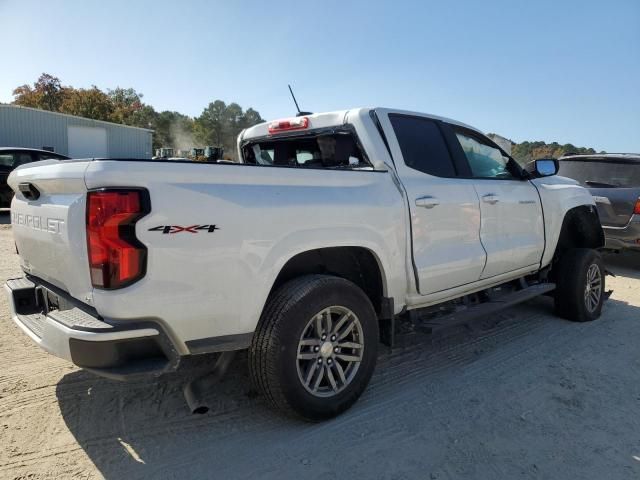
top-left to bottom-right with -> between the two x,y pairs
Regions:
38,152 -> 64,161
0,152 -> 33,168
389,115 -> 456,177
242,131 -> 370,169
558,160 -> 640,188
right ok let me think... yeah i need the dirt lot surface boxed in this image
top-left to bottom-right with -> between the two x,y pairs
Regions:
0,217 -> 639,479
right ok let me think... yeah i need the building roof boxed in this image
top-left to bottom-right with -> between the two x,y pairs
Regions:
0,147 -> 69,156
0,104 -> 154,132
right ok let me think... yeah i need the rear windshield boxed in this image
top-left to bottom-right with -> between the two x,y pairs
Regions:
241,131 -> 371,169
558,160 -> 640,188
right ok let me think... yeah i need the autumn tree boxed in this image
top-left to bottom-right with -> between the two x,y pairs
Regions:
11,74 -> 265,158
511,141 -> 599,164
108,87 -> 147,125
12,73 -> 67,112
61,86 -> 113,121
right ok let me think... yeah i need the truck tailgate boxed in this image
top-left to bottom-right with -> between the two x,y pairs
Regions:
8,160 -> 92,302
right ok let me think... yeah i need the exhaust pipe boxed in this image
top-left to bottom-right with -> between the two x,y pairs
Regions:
183,351 -> 236,414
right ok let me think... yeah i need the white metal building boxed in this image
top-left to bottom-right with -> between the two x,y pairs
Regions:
0,105 -> 153,158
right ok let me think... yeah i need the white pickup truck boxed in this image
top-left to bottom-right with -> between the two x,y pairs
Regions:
5,108 -> 606,420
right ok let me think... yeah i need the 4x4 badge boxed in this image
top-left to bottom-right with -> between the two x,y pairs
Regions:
148,225 -> 220,234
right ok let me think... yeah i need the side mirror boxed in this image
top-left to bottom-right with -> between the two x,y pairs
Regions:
528,158 -> 559,177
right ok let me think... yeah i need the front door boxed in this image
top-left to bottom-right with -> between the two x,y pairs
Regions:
452,129 -> 544,278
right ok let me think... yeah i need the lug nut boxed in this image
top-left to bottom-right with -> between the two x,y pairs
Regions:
327,359 -> 333,365
321,334 -> 327,340
314,346 -> 320,352
330,335 -> 336,342
334,347 -> 340,353
317,358 -> 323,364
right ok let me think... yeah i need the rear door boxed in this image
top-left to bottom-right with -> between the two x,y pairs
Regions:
377,110 -> 487,295
558,159 -> 640,227
449,127 -> 544,279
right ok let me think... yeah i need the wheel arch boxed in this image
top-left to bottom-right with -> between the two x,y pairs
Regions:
267,246 -> 389,317
553,205 -> 605,256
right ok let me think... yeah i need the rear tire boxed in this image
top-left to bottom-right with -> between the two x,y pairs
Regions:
554,248 -> 605,322
249,274 -> 378,421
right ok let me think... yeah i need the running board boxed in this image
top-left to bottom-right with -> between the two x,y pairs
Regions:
412,283 -> 556,334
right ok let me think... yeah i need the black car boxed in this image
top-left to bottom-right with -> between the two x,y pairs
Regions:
0,148 -> 70,208
559,154 -> 640,252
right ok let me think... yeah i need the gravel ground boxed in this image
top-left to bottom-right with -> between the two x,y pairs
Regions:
0,215 -> 639,479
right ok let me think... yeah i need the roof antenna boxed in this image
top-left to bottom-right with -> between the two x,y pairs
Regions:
288,84 -> 312,117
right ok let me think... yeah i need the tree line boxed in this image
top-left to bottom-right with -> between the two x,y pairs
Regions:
10,73 -> 264,158
510,141 -> 602,164
487,133 -> 604,164
12,74 -> 605,162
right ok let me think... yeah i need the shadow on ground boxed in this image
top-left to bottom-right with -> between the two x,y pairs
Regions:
55,292 -> 640,479
604,250 -> 640,280
0,211 -> 10,224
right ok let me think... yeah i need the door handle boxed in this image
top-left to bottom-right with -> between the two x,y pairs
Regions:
415,196 -> 439,209
482,193 -> 499,205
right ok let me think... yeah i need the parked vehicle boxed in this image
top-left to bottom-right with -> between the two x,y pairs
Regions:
5,108 -> 605,420
559,154 -> 640,252
0,148 -> 69,208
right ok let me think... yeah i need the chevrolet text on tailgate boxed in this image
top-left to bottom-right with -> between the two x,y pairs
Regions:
5,108 -> 607,420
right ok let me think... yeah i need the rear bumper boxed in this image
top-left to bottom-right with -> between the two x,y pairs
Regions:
603,215 -> 640,251
5,276 -> 180,380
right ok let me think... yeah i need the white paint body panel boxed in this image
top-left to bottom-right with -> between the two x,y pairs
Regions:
84,159 -> 407,349
532,175 -> 597,268
6,108 -> 598,354
473,180 -> 544,279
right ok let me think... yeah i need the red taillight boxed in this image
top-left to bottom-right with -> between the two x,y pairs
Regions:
267,116 -> 309,134
634,198 -> 640,215
86,189 -> 149,289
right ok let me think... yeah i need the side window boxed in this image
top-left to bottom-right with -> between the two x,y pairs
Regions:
389,115 -> 456,177
455,132 -> 514,179
0,153 -> 33,168
0,154 -> 14,167
14,153 -> 33,167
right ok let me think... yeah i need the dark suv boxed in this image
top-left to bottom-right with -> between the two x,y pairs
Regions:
0,148 -> 70,209
559,154 -> 640,252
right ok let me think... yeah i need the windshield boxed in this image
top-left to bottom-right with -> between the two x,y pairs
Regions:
558,160 -> 640,188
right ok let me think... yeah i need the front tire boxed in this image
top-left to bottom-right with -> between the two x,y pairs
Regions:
249,275 -> 378,421
554,248 -> 605,322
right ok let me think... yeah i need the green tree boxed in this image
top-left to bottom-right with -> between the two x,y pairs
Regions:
194,101 -> 264,159
108,87 -> 146,125
195,100 -> 227,147
241,108 -> 264,129
153,111 -> 194,151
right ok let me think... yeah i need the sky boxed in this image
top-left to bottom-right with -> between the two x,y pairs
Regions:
1,0 -> 638,152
